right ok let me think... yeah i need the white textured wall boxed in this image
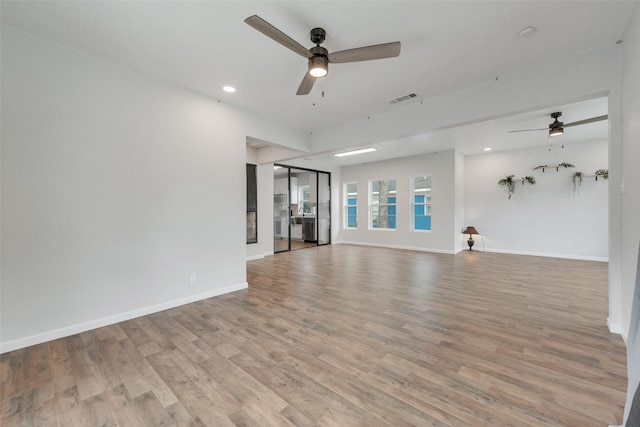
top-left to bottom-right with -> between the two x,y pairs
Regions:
620,2 -> 640,337
340,150 -> 457,253
454,150 -> 466,253
465,140 -> 609,260
1,27 -> 307,352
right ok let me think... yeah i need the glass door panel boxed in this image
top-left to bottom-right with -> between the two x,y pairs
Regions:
317,172 -> 331,245
273,166 -> 290,253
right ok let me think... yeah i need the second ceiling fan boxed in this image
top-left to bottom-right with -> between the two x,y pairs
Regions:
244,15 -> 401,95
508,111 -> 608,137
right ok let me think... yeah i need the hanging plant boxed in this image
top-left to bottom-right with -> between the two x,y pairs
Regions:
521,176 -> 536,185
573,171 -> 584,193
498,175 -> 535,199
558,162 -> 575,169
595,169 -> 609,180
497,175 -> 516,199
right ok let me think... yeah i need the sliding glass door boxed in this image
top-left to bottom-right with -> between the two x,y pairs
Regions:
273,165 -> 330,252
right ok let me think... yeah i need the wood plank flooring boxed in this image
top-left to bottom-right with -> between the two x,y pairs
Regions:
274,238 -> 318,252
1,245 -> 627,426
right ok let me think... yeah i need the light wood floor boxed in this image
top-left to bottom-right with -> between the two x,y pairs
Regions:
1,245 -> 627,426
274,238 -> 319,252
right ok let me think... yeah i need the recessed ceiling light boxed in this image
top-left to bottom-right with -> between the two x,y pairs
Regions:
519,26 -> 536,37
223,86 -> 236,93
484,147 -> 492,151
334,147 -> 377,157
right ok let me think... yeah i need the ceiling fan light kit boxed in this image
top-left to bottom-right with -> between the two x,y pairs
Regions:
309,55 -> 328,77
549,127 -> 564,137
244,15 -> 401,95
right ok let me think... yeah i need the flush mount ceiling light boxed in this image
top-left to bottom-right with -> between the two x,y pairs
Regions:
223,86 -> 236,93
334,147 -> 377,157
484,147 -> 492,151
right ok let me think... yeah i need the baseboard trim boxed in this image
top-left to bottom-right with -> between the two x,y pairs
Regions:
338,241 -> 456,255
246,254 -> 264,261
481,248 -> 608,262
608,317 -> 623,334
0,282 -> 248,354
608,317 -> 628,344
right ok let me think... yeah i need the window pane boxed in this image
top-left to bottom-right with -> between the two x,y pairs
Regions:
371,179 -> 396,229
345,182 -> 357,228
413,176 -> 431,231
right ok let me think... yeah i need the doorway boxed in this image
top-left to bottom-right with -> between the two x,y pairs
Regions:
273,165 -> 330,253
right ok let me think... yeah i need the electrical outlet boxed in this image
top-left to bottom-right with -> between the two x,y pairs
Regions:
189,273 -> 197,285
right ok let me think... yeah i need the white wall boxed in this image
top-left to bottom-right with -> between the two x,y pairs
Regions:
0,26 -> 308,352
454,150 -> 466,253
465,140 -> 609,260
340,150 -> 457,253
620,2 -> 640,337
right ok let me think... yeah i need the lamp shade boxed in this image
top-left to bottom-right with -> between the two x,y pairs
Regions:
463,226 -> 478,235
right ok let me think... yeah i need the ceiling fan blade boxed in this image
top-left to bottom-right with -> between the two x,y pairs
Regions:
296,72 -> 316,95
244,15 -> 312,59
329,41 -> 401,63
564,114 -> 608,127
507,128 -> 547,133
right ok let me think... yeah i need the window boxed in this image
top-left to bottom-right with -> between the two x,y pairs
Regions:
344,182 -> 357,228
246,163 -> 258,243
412,176 -> 431,231
300,185 -> 311,214
370,179 -> 396,229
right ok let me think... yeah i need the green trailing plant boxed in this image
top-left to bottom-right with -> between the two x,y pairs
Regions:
533,162 -> 575,172
521,176 -> 536,185
497,175 -> 535,199
573,171 -> 583,193
595,169 -> 609,180
497,175 -> 516,199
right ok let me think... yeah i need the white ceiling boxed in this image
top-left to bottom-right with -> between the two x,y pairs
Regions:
2,1 -> 633,165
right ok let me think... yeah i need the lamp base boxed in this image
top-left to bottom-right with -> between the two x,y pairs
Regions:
467,238 -> 475,251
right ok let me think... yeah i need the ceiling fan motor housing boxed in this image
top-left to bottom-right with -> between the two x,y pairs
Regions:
549,111 -> 564,129
310,27 -> 326,44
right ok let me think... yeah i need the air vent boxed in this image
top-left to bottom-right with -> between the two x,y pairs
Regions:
388,93 -> 417,104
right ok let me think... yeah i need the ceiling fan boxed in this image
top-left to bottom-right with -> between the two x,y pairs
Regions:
508,111 -> 608,137
244,15 -> 401,95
